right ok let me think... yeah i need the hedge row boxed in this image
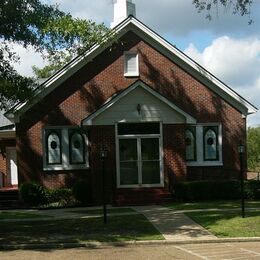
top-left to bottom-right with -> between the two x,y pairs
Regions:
19,180 -> 92,207
173,180 -> 260,201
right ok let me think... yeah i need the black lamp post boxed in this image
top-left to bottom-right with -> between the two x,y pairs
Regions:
100,146 -> 108,224
238,141 -> 245,218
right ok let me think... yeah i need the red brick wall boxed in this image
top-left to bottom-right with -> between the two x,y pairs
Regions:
16,31 -> 246,200
163,124 -> 186,190
88,125 -> 116,204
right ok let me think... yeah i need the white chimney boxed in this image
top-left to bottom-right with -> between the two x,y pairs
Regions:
110,0 -> 136,28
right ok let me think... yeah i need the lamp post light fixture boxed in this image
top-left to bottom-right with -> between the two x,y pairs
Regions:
100,146 -> 108,224
238,141 -> 245,218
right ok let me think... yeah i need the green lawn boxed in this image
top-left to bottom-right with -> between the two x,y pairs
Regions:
69,208 -> 136,215
165,200 -> 260,211
186,210 -> 260,237
0,214 -> 164,244
0,211 -> 51,220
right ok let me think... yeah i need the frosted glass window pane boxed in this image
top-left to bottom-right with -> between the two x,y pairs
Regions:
185,129 -> 196,161
70,131 -> 85,164
47,132 -> 61,164
204,127 -> 218,160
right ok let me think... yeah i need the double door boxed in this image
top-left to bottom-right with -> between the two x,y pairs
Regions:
118,137 -> 162,187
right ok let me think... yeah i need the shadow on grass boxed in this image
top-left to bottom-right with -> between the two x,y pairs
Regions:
0,212 -> 52,220
0,214 -> 163,251
68,208 -> 136,215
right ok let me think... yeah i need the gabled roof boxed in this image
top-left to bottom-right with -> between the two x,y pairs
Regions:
5,16 -> 258,122
0,110 -> 13,128
81,80 -> 196,125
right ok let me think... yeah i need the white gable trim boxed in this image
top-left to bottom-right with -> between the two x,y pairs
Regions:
6,16 -> 257,122
81,80 -> 196,126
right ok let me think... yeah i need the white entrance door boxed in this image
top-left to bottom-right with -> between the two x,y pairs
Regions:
116,122 -> 164,188
6,147 -> 18,186
118,137 -> 162,187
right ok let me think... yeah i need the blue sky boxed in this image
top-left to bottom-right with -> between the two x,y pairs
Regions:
13,0 -> 260,126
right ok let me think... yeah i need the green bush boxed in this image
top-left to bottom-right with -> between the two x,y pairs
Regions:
245,180 -> 260,200
19,182 -> 49,206
49,188 -> 74,206
72,180 -> 92,205
173,180 -> 241,201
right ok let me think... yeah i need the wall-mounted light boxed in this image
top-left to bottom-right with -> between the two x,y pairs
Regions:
137,104 -> 141,115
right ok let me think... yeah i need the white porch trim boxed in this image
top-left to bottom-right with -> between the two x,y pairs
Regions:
82,80 -> 196,126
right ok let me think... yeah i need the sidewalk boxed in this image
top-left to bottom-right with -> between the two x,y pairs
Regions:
134,205 -> 216,241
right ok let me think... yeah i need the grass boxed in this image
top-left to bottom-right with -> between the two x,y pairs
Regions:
0,214 -> 164,244
0,212 -> 51,220
186,210 -> 260,237
165,200 -> 260,211
69,208 -> 136,215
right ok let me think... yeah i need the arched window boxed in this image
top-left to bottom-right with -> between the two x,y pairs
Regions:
47,131 -> 61,164
69,131 -> 85,164
204,127 -> 218,160
185,128 -> 196,161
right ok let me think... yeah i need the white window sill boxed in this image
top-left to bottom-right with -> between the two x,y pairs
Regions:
118,184 -> 164,188
187,161 -> 223,167
43,164 -> 89,171
124,72 -> 139,77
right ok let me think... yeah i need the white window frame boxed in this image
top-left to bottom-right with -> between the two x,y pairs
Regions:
124,51 -> 139,77
43,126 -> 89,171
115,122 -> 164,188
186,123 -> 223,167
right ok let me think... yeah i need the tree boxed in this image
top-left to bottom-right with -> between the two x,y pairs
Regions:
247,127 -> 260,171
193,0 -> 253,24
32,16 -> 110,79
0,0 -> 109,109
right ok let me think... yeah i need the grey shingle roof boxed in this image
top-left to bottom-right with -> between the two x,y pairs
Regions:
0,110 -> 13,129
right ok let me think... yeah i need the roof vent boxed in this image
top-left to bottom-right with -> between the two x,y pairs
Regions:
110,0 -> 136,28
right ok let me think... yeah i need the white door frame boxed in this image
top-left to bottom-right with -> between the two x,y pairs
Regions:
6,147 -> 18,186
116,122 -> 164,188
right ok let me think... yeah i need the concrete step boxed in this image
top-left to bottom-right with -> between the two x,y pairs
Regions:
114,188 -> 173,206
0,189 -> 19,209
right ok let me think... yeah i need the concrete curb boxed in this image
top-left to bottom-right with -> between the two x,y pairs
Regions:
1,237 -> 260,250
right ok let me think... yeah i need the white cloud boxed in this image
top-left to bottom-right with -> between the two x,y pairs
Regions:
185,36 -> 260,126
185,36 -> 260,86
10,44 -> 48,77
43,0 -> 260,37
44,0 -> 113,25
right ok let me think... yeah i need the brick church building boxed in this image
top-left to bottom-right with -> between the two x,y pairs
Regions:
0,0 -> 257,204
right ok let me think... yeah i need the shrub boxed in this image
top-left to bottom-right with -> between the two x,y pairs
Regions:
49,188 -> 74,206
245,180 -> 260,200
19,182 -> 49,206
72,180 -> 92,205
173,180 -> 241,201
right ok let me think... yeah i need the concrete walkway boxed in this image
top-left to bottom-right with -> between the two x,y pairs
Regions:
134,205 -> 216,241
